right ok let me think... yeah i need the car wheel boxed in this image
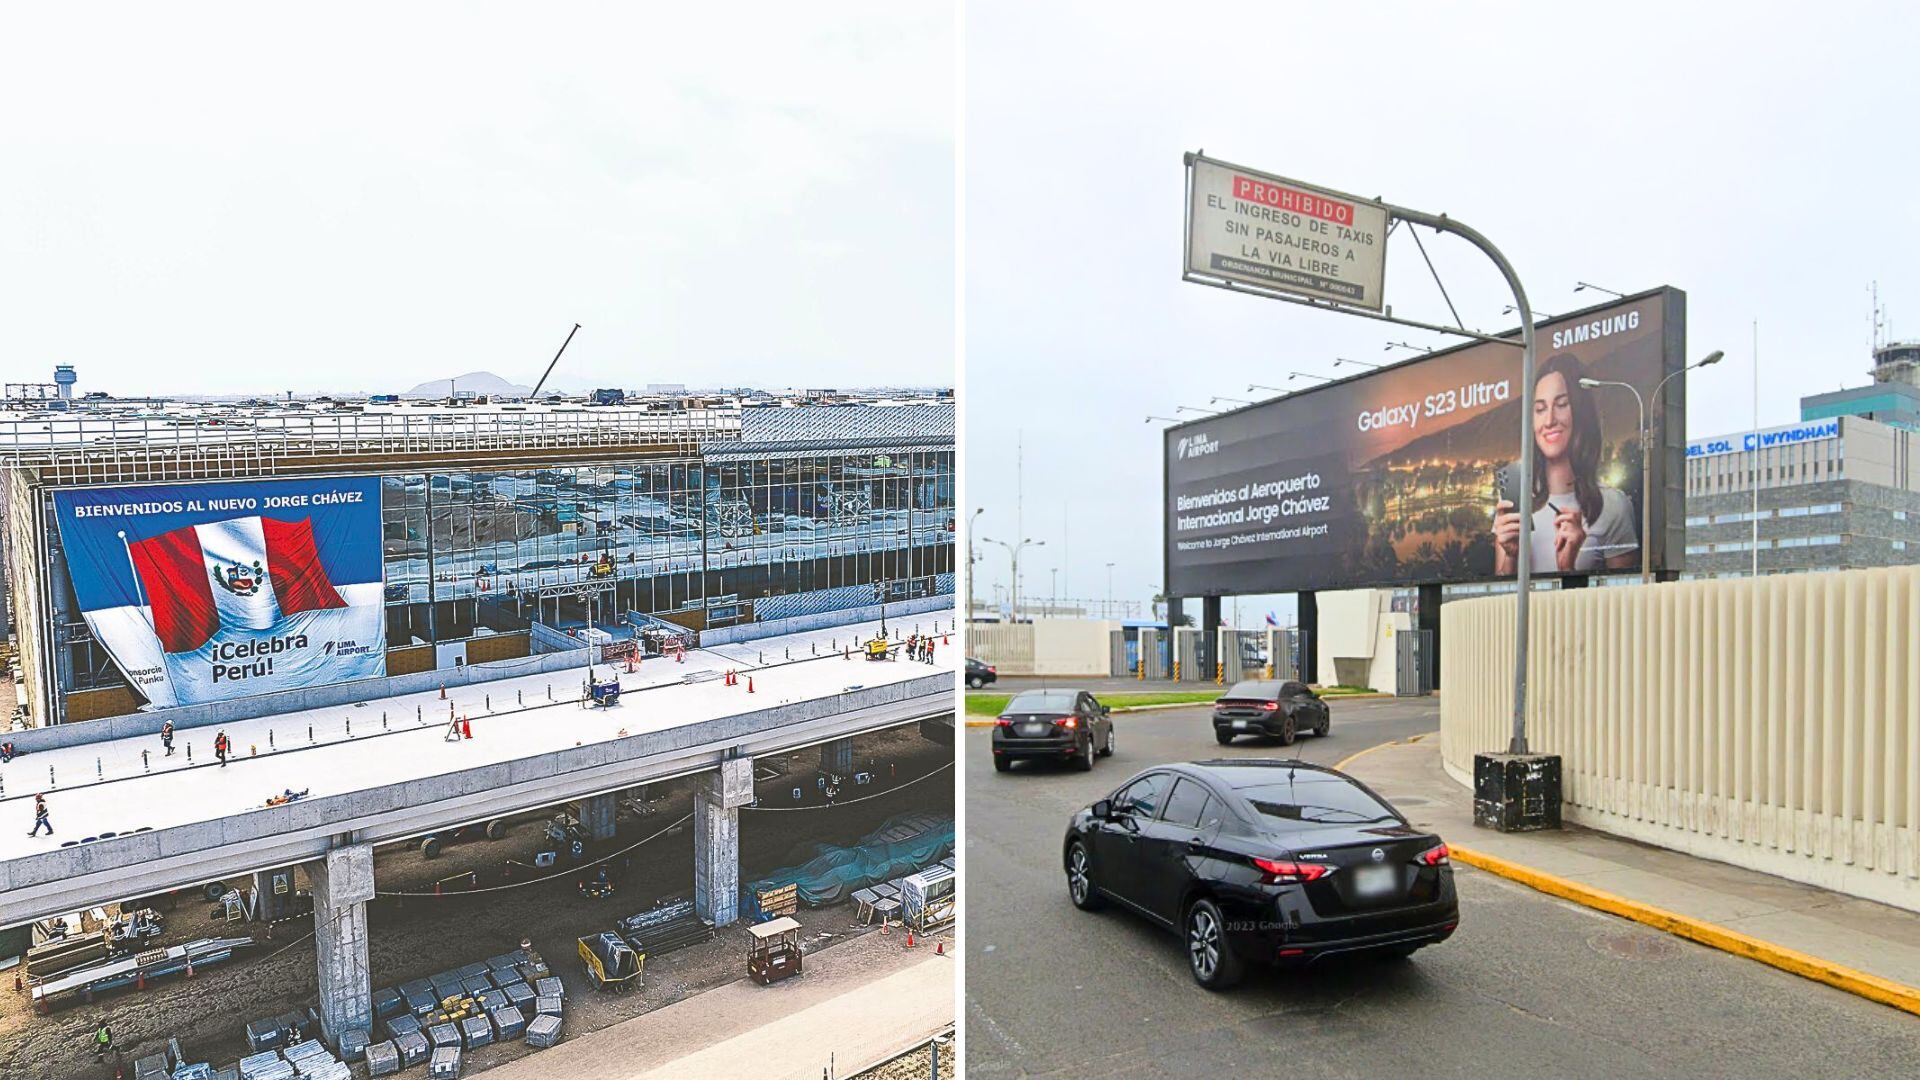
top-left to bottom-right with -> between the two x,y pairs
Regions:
994,756 -> 1011,772
1278,713 -> 1296,746
1075,737 -> 1094,771
420,836 -> 441,859
1214,728 -> 1234,745
1315,712 -> 1330,737
1185,898 -> 1243,990
1066,841 -> 1105,910
967,675 -> 983,689
1099,726 -> 1115,757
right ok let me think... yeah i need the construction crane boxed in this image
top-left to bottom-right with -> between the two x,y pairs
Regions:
529,323 -> 582,400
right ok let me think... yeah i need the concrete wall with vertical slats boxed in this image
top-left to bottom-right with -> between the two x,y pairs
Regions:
1441,566 -> 1919,913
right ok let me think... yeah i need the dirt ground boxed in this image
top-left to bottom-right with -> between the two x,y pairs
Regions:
0,724 -> 954,1079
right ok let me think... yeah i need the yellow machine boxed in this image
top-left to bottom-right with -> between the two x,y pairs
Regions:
864,636 -> 892,661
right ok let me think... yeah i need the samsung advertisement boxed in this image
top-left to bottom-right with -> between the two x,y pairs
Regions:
52,476 -> 387,709
1165,289 -> 1686,596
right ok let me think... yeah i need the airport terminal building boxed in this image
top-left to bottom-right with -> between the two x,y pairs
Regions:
3,401 -> 954,727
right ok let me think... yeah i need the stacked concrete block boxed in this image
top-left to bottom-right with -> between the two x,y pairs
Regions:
458,1014 -> 492,1049
490,1005 -> 527,1040
393,1031 -> 430,1068
426,1022 -> 461,1051
534,975 -> 564,1000
428,1045 -> 462,1079
534,993 -> 563,1017
364,1041 -> 399,1078
501,980 -> 535,1011
524,1013 -> 562,1049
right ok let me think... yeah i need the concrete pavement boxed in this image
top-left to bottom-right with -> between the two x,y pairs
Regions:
483,927 -> 954,1080
966,698 -> 1920,1078
1347,735 -> 1920,999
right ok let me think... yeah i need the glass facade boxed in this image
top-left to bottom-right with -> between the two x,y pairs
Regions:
378,447 -> 956,645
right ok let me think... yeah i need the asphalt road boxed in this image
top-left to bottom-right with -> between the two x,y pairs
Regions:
964,698 -> 1920,1079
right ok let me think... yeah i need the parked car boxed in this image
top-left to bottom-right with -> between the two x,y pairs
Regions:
991,688 -> 1114,772
966,656 -> 998,689
1212,679 -> 1328,746
1063,760 -> 1457,989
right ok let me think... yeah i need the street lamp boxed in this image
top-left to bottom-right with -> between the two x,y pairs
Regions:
1248,383 -> 1286,395
1175,404 -> 1218,415
1287,371 -> 1331,383
1384,341 -> 1427,355
1504,304 -> 1558,319
1105,561 -> 1115,620
1144,414 -> 1180,423
1573,281 -> 1626,299
967,507 -> 985,622
981,536 -> 1045,622
1332,357 -> 1381,370
1210,395 -> 1252,406
1579,349 -> 1722,585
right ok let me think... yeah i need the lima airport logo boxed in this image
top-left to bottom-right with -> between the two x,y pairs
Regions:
1177,433 -> 1220,460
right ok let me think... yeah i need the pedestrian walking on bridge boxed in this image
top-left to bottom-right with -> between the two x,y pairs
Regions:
161,718 -> 175,757
29,793 -> 52,837
214,731 -> 230,767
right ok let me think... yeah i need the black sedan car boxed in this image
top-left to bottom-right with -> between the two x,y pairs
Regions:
966,656 -> 998,689
1063,760 -> 1457,989
1212,679 -> 1328,746
991,688 -> 1115,772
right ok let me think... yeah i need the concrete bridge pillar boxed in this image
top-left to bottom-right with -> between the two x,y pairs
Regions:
819,737 -> 854,776
695,756 -> 754,927
309,842 -> 375,1048
577,792 -> 618,841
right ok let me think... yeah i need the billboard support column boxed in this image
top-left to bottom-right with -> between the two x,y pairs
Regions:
1417,584 -> 1441,692
1297,592 -> 1317,685
1201,596 -> 1221,679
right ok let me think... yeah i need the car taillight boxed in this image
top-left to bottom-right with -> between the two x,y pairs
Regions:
1059,716 -> 1078,729
987,666 -> 996,674
1252,857 -> 1332,884
995,717 -> 1012,726
1416,843 -> 1450,866
1260,700 -> 1280,711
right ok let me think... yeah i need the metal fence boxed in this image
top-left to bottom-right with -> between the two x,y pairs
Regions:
0,407 -> 739,484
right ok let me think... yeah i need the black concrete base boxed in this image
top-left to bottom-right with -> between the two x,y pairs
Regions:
1473,752 -> 1562,832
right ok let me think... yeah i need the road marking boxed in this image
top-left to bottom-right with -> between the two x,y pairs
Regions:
1331,731 -> 1436,772
1452,842 -> 1920,1018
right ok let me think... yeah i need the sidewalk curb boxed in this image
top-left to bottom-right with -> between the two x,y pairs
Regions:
1449,842 -> 1920,1019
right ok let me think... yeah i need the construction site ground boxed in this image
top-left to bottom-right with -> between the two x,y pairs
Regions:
0,723 -> 953,1079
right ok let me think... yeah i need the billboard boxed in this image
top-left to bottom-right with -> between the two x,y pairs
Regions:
53,476 -> 386,709
1165,290 -> 1685,596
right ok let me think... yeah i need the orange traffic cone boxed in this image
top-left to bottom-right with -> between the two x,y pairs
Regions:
461,717 -> 473,740
747,677 -> 755,694
935,940 -> 945,956
439,683 -> 447,699
905,930 -> 916,948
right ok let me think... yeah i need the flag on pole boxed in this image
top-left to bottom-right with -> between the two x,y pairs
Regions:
129,516 -> 347,653
1265,611 -> 1280,627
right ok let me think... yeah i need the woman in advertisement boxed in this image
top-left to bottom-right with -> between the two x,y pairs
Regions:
1493,352 -> 1639,574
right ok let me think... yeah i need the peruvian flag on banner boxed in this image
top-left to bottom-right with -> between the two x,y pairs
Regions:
128,516 -> 347,653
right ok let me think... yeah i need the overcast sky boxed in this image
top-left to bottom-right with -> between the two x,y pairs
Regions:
966,1 -> 1920,623
0,3 -> 954,397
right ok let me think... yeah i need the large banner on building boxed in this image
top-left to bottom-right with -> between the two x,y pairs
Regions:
1165,290 -> 1686,596
52,477 -> 385,709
